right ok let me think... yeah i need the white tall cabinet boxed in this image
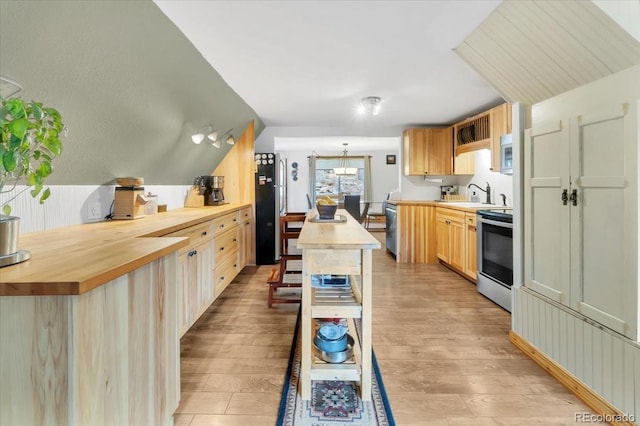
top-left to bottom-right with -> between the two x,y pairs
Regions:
524,66 -> 639,341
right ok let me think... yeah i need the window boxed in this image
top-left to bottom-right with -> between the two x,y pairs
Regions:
311,157 -> 367,204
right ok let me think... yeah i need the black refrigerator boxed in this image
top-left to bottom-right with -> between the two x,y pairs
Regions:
255,153 -> 287,264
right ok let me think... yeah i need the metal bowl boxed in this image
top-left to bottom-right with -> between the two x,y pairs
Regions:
313,334 -> 354,363
314,333 -> 348,353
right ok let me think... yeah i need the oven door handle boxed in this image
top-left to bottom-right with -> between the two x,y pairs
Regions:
478,217 -> 513,229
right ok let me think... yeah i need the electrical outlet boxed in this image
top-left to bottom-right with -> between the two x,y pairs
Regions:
88,202 -> 102,220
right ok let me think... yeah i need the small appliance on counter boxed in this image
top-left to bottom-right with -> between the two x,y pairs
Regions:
185,175 -> 227,207
113,177 -> 149,220
198,175 -> 226,205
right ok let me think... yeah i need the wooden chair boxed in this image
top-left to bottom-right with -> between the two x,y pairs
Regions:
267,212 -> 305,307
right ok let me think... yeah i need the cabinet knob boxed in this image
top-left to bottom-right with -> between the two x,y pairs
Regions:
220,224 -> 225,228
561,189 -> 568,205
201,231 -> 207,237
220,247 -> 225,251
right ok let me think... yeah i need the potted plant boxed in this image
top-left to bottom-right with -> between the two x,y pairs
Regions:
0,96 -> 66,266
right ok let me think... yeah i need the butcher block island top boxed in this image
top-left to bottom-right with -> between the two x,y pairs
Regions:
0,203 -> 250,296
297,208 -> 381,249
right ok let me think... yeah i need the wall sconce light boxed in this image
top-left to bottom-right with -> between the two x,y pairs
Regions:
358,96 -> 382,115
220,128 -> 235,145
192,125 -> 218,145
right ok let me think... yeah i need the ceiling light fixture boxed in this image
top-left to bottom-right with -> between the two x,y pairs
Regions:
358,96 -> 382,115
334,143 -> 357,176
192,125 -> 218,145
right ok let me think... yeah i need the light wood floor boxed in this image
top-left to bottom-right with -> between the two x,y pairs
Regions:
175,232 -> 601,425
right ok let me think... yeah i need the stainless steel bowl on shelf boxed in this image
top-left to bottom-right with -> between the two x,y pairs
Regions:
313,334 -> 354,363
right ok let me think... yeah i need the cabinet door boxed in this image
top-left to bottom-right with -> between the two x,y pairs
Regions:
464,215 -> 477,280
448,217 -> 465,272
570,103 -> 637,338
196,240 -> 214,311
435,214 -> 450,263
402,128 -> 428,175
524,122 -> 571,304
454,152 -> 475,175
427,128 -> 453,175
178,250 -> 199,335
490,103 -> 509,171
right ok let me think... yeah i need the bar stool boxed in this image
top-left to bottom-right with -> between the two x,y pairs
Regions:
267,212 -> 306,307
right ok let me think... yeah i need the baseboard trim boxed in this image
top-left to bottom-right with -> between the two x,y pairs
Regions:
510,331 -> 636,426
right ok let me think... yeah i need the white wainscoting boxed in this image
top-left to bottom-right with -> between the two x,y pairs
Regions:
0,185 -> 192,234
513,286 -> 639,417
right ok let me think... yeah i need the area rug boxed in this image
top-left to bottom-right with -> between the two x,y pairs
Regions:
276,308 -> 395,425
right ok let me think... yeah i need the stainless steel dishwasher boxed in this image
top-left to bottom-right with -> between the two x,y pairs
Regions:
385,202 -> 397,256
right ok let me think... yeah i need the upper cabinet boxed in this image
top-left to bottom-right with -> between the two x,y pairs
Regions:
489,103 -> 512,172
452,102 -> 511,171
402,127 -> 453,176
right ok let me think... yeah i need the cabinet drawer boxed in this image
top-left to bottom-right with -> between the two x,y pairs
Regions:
214,228 -> 239,265
165,222 -> 212,254
465,213 -> 477,226
212,212 -> 239,236
214,253 -> 239,297
239,207 -> 252,225
435,207 -> 465,221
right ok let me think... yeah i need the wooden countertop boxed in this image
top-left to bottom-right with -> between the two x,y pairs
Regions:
297,209 -> 381,250
386,200 -> 511,214
0,203 -> 251,296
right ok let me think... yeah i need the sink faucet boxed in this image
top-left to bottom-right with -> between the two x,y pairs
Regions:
468,182 -> 491,204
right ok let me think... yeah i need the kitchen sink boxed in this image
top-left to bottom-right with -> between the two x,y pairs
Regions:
437,201 -> 495,208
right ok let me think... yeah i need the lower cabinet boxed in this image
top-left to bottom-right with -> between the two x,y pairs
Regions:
464,213 -> 477,280
237,206 -> 253,269
396,204 -> 436,263
165,207 -> 248,336
435,207 -> 465,272
213,223 -> 240,298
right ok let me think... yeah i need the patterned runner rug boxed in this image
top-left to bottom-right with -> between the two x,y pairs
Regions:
276,308 -> 395,425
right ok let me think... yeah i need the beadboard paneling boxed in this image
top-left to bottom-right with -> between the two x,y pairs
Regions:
513,286 -> 638,417
456,0 -> 640,105
0,184 -> 192,234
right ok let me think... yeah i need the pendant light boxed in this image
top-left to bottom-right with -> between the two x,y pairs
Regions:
334,143 -> 357,175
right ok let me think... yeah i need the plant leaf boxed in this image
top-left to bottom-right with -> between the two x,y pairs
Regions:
37,162 -> 52,177
2,150 -> 16,172
31,184 -> 42,198
40,187 -> 51,203
1,204 -> 10,215
8,118 -> 28,139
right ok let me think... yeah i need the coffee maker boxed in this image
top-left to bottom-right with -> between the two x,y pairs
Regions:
196,175 -> 226,205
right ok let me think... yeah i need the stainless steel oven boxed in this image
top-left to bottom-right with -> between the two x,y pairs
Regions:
477,209 -> 513,312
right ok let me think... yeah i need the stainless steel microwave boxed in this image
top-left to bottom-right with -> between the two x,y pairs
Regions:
500,134 -> 513,175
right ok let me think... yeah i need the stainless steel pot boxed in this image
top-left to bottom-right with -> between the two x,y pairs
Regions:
0,215 -> 20,256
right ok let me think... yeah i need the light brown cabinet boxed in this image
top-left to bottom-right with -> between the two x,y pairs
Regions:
166,208 -> 247,336
464,213 -> 477,280
452,102 -> 511,161
435,207 -> 465,272
454,151 -> 475,175
402,128 -> 452,176
490,103 -> 512,172
165,221 -> 214,335
396,204 -> 436,263
237,206 -> 253,269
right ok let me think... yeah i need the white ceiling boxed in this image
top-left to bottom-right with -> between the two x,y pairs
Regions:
154,0 -> 504,131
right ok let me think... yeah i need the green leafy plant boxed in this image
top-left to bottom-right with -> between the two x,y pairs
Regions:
0,97 -> 66,215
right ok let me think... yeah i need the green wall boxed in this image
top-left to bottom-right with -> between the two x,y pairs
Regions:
0,0 -> 264,185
